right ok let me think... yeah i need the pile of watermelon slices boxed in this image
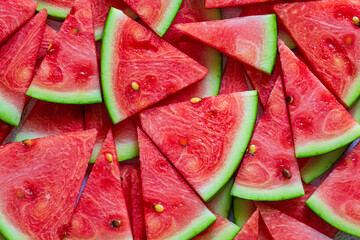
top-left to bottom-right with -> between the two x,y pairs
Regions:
0,0 -> 360,239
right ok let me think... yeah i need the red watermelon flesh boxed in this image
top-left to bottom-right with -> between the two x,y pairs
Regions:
0,10 -> 47,126
278,39 -> 360,157
0,122 -> 12,145
140,91 -> 258,201
205,0 -> 276,8
66,130 -> 133,240
101,8 -> 208,124
219,58 -> 249,95
0,0 -> 37,45
38,25 -> 57,59
258,203 -> 331,240
27,0 -> 102,104
234,208 -> 259,240
274,0 -> 360,107
258,215 -> 272,240
119,163 -> 146,240
14,100 -> 84,142
137,128 -> 216,239
0,130 -> 97,240
232,77 -> 304,201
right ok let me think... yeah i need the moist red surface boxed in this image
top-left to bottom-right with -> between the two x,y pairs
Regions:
38,25 -> 57,59
234,208 -> 259,240
258,203 -> 331,240
0,121 -> 12,144
137,128 -> 213,239
205,0 -> 276,8
30,0 -> 100,94
37,0 -> 73,8
278,40 -> 360,150
274,0 -> 360,106
67,131 -> 132,239
234,78 -> 301,192
0,130 -> 97,240
120,163 -> 146,240
110,13 -> 207,120
0,0 -> 37,44
140,92 -> 249,199
0,10 -> 46,113
258,214 -> 272,240
219,58 -> 249,94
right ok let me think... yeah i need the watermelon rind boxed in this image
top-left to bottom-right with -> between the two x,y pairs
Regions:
233,197 -> 256,229
14,131 -> 47,142
207,178 -> 234,218
306,194 -> 360,237
199,90 -> 258,201
201,45 -> 222,96
116,142 -> 139,162
210,222 -> 240,240
152,0 -> 183,37
0,212 -> 28,240
0,97 -> 21,126
36,1 -> 70,19
262,14 -> 278,75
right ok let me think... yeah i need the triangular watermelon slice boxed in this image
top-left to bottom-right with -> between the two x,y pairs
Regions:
278,39 -> 360,157
0,10 -> 47,126
234,208 -> 259,240
258,214 -> 272,240
66,130 -> 133,239
258,203 -> 331,240
219,58 -> 249,94
27,0 -> 102,104
0,122 -> 12,145
0,130 -> 96,239
137,128 -> 216,239
274,0 -> 360,107
140,91 -> 258,201
14,100 -> 84,142
207,178 -> 234,218
174,15 -> 278,74
123,0 -> 182,36
119,163 -> 146,240
38,25 -> 57,59
232,77 -> 304,201
205,0 -> 276,8
101,8 -> 208,124
306,141 -> 360,237
0,0 -> 38,45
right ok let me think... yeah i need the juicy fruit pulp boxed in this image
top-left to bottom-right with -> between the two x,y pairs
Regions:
234,208 -> 259,240
101,8 -> 208,124
27,0 -> 102,104
205,0 -> 276,8
141,91 -> 258,201
219,58 -> 249,94
137,128 -> 216,239
0,130 -> 97,240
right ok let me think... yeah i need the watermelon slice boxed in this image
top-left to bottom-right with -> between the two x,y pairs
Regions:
137,128 -> 216,239
258,203 -> 331,240
27,0 -> 102,104
66,130 -> 133,239
258,214 -> 272,240
0,0 -> 38,45
0,122 -> 12,145
0,130 -> 96,239
207,178 -> 234,218
205,0 -> 276,8
278,39 -> 360,157
0,10 -> 47,126
101,8 -> 208,124
219,58 -> 249,94
174,14 -> 278,74
193,213 -> 240,240
233,198 -> 256,228
85,103 -> 139,163
38,25 -> 57,59
123,0 -> 182,36
232,77 -> 304,201
140,91 -> 258,201
306,141 -> 360,237
119,163 -> 146,240
234,208 -> 259,240
14,100 -> 84,142
274,0 -> 360,107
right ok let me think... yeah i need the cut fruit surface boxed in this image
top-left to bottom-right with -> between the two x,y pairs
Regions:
205,0 -> 276,8
27,0 -> 102,104
137,128 -> 216,240
66,130 -> 133,240
232,77 -> 304,201
101,8 -> 208,124
274,0 -> 360,107
219,58 -> 249,94
175,14 -> 278,74
0,130 -> 96,240
207,178 -> 234,218
140,91 -> 258,201
234,208 -> 259,240
278,39 -> 360,157
306,141 -> 360,237
0,10 -> 47,126
38,25 -> 57,59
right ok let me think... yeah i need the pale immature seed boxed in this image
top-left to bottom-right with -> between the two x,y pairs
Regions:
105,153 -> 113,163
190,97 -> 202,104
132,82 -> 140,91
353,16 -> 360,27
153,204 -> 164,212
249,145 -> 256,154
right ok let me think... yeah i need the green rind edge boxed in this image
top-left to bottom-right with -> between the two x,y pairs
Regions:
198,91 -> 258,201
206,178 -> 234,218
116,142 -> 139,162
36,1 -> 69,19
200,45 -> 222,97
0,211 -> 28,240
26,86 -> 102,104
0,94 -> 21,126
14,131 -> 49,142
231,181 -> 305,201
233,197 -> 256,228
261,14 -> 278,75
306,194 -> 360,237
152,0 -> 183,37
209,221 -> 240,240
295,124 -> 360,158
167,209 -> 216,240
342,71 -> 360,108
300,145 -> 349,184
